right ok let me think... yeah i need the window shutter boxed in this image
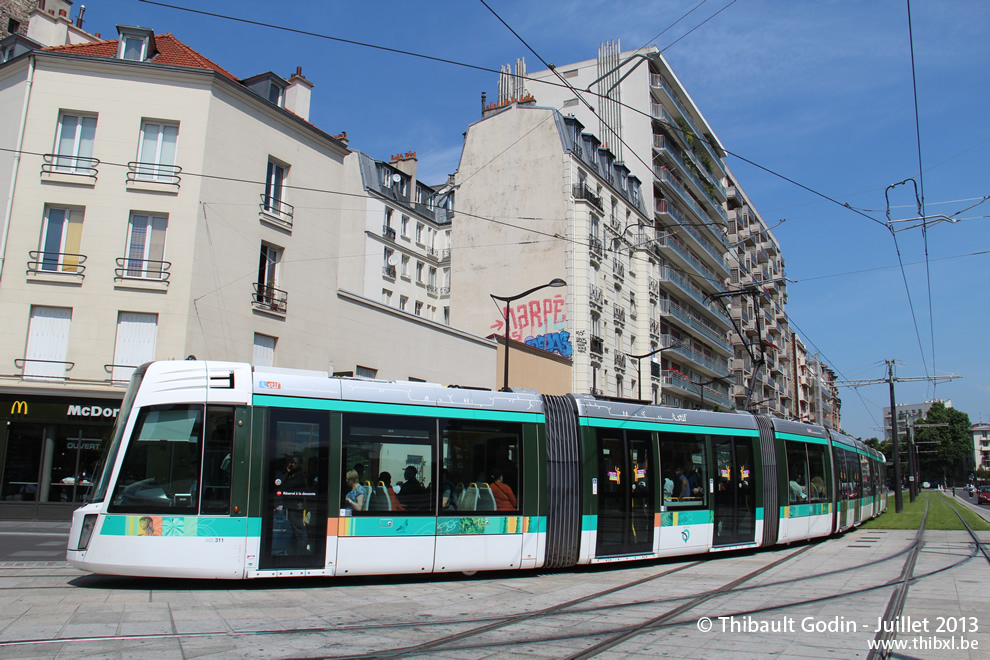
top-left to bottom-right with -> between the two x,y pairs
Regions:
112,312 -> 158,384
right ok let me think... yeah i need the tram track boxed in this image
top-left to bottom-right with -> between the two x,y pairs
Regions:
1,524 -> 985,659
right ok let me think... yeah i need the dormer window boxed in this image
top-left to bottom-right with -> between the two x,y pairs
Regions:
116,26 -> 155,62
268,81 -> 285,107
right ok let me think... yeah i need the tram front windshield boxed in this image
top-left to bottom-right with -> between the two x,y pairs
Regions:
86,365 -> 146,504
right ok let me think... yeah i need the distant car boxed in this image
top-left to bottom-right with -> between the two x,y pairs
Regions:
968,484 -> 976,496
922,481 -> 931,489
979,486 -> 990,505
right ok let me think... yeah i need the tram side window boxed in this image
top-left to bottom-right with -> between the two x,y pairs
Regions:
440,419 -> 522,514
109,405 -> 203,514
785,442 -> 809,503
860,454 -> 872,499
200,407 -> 235,515
806,444 -> 829,503
341,413 -> 435,515
836,448 -> 853,501
660,435 -> 707,508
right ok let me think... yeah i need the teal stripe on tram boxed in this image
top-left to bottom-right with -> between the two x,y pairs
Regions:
254,394 -> 545,424
100,515 -> 250,537
659,509 -> 713,526
580,417 -> 759,436
775,432 -> 830,445
781,503 -> 831,518
582,514 -> 598,531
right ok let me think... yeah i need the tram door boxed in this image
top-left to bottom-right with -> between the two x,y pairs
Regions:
595,429 -> 654,557
259,409 -> 329,571
712,437 -> 756,547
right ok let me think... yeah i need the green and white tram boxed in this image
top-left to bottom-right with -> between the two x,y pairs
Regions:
67,361 -> 885,579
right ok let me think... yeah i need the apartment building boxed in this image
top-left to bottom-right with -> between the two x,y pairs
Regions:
339,151 -> 452,324
884,400 -> 952,443
524,44 -> 734,408
972,423 -> 990,473
451,97 -> 673,400
726,169 -> 791,417
0,17 -> 494,518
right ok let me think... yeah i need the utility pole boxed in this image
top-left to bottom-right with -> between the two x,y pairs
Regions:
837,360 -> 960,514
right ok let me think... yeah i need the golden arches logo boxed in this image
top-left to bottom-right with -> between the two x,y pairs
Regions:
10,401 -> 28,415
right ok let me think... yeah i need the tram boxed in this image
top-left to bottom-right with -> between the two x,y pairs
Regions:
66,361 -> 886,578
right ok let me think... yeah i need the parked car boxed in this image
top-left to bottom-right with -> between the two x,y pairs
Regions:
978,486 -> 990,505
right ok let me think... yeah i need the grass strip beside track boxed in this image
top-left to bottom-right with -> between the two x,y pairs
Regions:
861,492 -> 990,531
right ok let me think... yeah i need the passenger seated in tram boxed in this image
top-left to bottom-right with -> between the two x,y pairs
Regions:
685,465 -> 702,498
673,466 -> 690,499
397,466 -> 428,510
378,471 -> 403,510
489,469 -> 517,511
440,468 -> 457,511
810,475 -> 825,500
343,469 -> 366,511
789,473 -> 807,502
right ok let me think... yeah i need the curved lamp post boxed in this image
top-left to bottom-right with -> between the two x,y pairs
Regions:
627,339 -> 685,403
491,278 -> 566,391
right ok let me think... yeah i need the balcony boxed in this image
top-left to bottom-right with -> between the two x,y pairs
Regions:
589,235 -> 604,261
382,264 -> 396,279
613,258 -> 625,280
41,154 -> 99,183
573,183 -> 604,212
648,277 -> 660,299
126,161 -> 181,188
114,257 -> 171,284
648,87 -> 726,180
655,198 -> 729,267
654,164 -> 728,228
590,284 -> 605,307
667,302 -> 732,353
649,318 -> 660,337
660,333 -> 730,375
27,251 -> 86,278
590,335 -> 604,356
253,283 -> 288,314
259,194 -> 294,230
654,224 -> 727,293
614,353 -> 626,370
382,225 -> 397,241
653,134 -> 725,206
613,305 -> 626,324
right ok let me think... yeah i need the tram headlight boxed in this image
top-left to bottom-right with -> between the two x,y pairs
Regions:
77,514 -> 98,550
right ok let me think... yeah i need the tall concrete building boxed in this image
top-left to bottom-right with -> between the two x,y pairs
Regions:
496,44 -> 741,407
726,169 -> 791,417
0,17 -> 494,518
884,400 -> 952,442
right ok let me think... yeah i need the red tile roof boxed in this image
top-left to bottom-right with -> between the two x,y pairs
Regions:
43,33 -> 240,82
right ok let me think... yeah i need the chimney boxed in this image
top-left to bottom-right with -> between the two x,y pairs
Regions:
76,5 -> 86,29
481,92 -> 486,117
284,66 -> 314,121
390,151 -> 418,193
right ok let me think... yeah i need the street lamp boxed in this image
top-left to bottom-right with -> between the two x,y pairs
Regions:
491,278 -> 567,391
627,339 -> 685,403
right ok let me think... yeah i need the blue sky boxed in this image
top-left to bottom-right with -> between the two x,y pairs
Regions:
82,1 -> 989,439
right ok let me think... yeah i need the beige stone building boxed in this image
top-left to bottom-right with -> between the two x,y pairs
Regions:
0,17 -> 494,517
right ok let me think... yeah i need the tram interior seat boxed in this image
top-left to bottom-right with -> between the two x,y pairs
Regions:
459,484 -> 478,511
363,482 -> 374,510
369,483 -> 390,511
477,484 -> 496,511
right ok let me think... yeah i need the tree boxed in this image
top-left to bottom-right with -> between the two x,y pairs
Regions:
914,403 -> 972,486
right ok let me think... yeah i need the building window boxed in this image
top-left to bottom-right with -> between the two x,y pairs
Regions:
429,266 -> 437,289
112,312 -> 158,385
256,243 -> 282,309
356,366 -> 377,379
124,212 -> 167,279
401,216 -> 410,238
39,206 -> 84,272
24,306 -> 72,381
400,255 -> 410,278
414,301 -> 423,316
384,207 -> 393,228
416,261 -> 424,283
415,223 -> 424,244
118,35 -> 148,61
53,112 -> 97,173
135,121 -> 178,181
268,81 -> 285,107
382,289 -> 392,306
399,295 -> 408,311
253,333 -> 276,367
443,307 -> 450,325
264,159 -> 288,216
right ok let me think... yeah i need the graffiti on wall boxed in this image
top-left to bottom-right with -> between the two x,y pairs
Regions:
491,294 -> 570,358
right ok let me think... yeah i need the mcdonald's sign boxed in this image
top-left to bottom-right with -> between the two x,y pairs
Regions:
10,400 -> 28,415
